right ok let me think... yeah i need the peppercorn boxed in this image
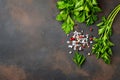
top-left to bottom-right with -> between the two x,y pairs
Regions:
90,27 -> 93,32
70,37 -> 75,41
89,37 -> 93,41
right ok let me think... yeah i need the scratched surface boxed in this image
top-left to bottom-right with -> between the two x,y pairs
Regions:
0,0 -> 120,80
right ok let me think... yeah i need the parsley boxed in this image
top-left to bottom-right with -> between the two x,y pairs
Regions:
56,0 -> 101,34
73,52 -> 86,66
92,4 -> 120,64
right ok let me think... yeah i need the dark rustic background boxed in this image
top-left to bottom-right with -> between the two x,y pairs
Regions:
0,0 -> 120,80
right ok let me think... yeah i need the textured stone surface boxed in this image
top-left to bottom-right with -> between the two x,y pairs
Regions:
0,0 -> 120,80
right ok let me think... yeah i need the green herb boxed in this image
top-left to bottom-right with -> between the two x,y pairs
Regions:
92,4 -> 120,64
73,52 -> 86,66
56,0 -> 101,34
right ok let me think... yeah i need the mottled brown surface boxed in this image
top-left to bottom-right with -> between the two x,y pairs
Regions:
0,0 -> 120,80
0,65 -> 26,80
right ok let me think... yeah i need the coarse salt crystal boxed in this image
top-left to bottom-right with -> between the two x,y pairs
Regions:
79,47 -> 82,50
72,41 -> 76,45
74,46 -> 77,50
88,53 -> 91,56
72,34 -> 75,37
68,45 -> 73,48
78,32 -> 81,35
69,51 -> 72,54
86,36 -> 89,39
90,41 -> 93,44
67,41 -> 70,44
74,31 -> 78,36
81,30 -> 84,33
67,34 -> 69,37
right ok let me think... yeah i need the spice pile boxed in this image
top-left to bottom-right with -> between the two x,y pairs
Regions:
66,27 -> 94,66
67,28 -> 94,56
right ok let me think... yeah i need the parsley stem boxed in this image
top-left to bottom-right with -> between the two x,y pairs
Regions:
107,4 -> 120,20
109,7 -> 120,27
105,6 -> 120,38
108,5 -> 120,23
93,4 -> 120,64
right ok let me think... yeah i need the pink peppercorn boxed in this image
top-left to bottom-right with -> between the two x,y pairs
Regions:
90,27 -> 93,32
70,37 -> 75,41
89,37 -> 93,41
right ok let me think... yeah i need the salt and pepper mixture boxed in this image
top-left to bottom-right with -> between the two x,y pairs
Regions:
67,28 -> 94,56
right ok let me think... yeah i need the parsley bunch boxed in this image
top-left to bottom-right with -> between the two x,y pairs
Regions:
56,0 -> 101,34
73,52 -> 86,67
92,4 -> 120,64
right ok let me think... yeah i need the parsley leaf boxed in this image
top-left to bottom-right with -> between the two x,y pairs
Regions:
56,0 -> 101,34
92,4 -> 120,64
73,52 -> 86,67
